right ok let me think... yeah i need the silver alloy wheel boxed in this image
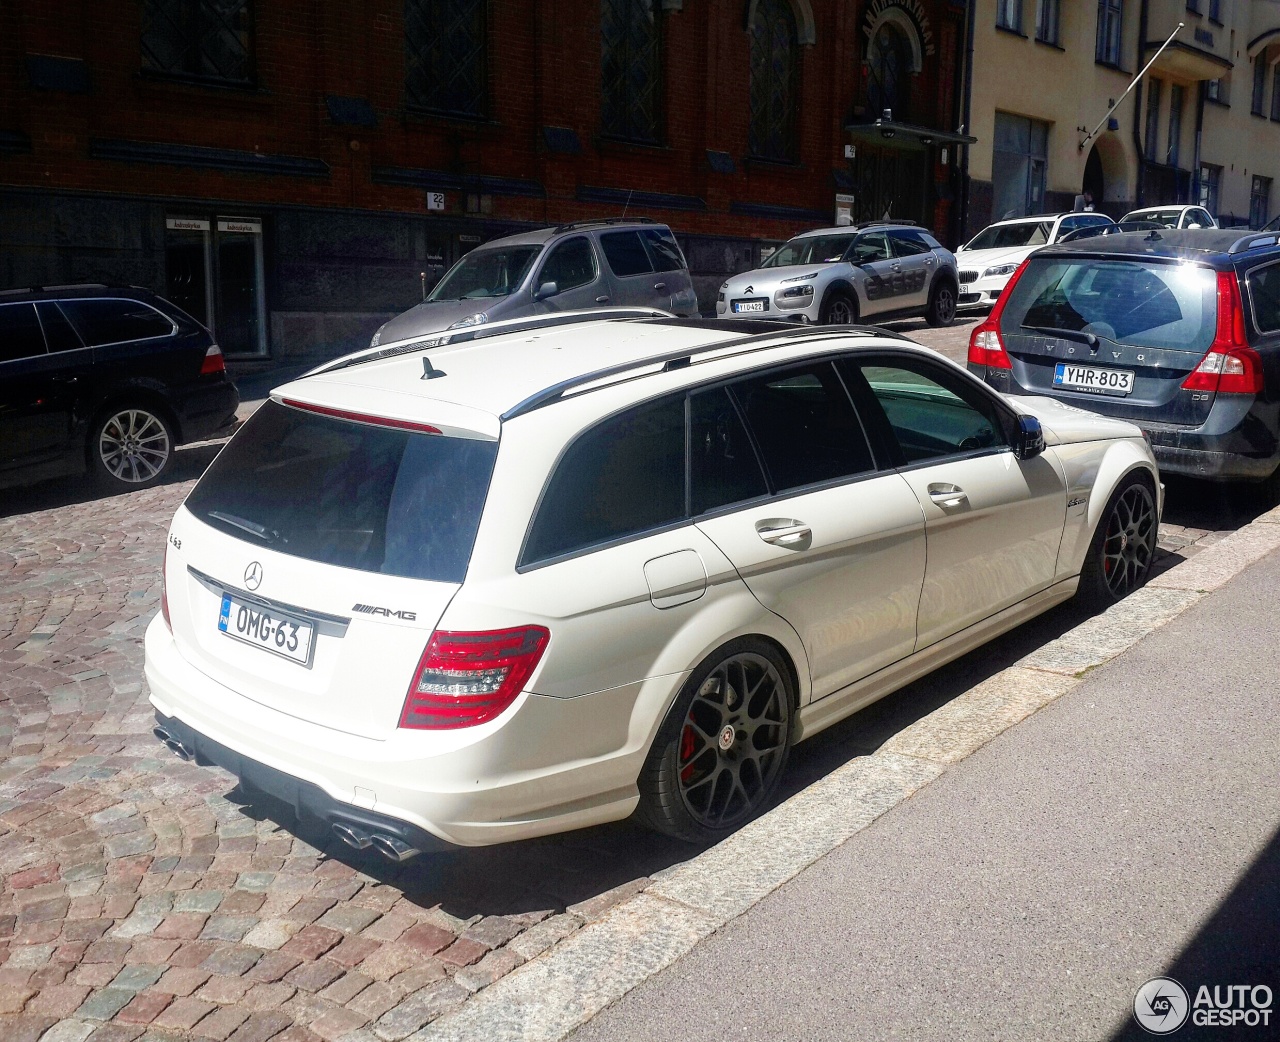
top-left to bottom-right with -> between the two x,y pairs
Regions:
1101,483 -> 1157,597
677,652 -> 790,830
827,296 -> 856,324
98,409 -> 172,484
934,284 -> 956,324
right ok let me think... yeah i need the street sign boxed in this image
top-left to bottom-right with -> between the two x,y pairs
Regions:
844,144 -> 856,160
427,191 -> 445,212
835,193 -> 855,226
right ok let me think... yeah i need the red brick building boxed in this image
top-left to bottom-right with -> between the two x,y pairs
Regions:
0,0 -> 969,361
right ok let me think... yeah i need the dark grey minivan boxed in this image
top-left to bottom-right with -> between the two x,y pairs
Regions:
372,218 -> 699,346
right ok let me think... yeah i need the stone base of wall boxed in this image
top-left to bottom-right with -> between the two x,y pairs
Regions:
269,311 -> 397,361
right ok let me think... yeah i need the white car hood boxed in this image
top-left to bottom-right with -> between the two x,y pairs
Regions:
954,245 -> 1036,271
1009,395 -> 1143,445
721,266 -> 838,295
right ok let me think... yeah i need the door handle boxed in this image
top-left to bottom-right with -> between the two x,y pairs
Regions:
756,521 -> 812,547
654,282 -> 667,291
927,483 -> 968,508
890,263 -> 902,271
595,295 -> 610,303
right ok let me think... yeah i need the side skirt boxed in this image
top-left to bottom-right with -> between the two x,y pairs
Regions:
794,576 -> 1080,743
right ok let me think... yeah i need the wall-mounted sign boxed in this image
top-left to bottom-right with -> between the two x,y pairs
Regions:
218,219 -> 262,234
459,234 -> 481,243
427,191 -> 446,211
166,218 -> 210,231
844,144 -> 857,159
835,193 -> 856,227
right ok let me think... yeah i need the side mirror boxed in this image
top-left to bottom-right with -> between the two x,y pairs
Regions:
535,281 -> 559,300
1014,414 -> 1045,460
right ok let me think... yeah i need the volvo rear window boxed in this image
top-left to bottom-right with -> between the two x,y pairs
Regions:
999,257 -> 1218,354
185,401 -> 497,583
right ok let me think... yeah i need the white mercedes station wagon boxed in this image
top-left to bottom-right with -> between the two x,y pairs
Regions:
146,311 -> 1161,860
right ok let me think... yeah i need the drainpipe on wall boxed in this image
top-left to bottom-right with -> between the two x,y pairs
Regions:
1133,0 -> 1150,208
1192,80 -> 1205,207
957,0 -> 977,243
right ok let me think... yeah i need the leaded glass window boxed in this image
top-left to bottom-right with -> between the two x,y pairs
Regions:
867,22 -> 912,123
601,0 -> 662,143
406,0 -> 487,118
749,0 -> 799,162
141,0 -> 253,84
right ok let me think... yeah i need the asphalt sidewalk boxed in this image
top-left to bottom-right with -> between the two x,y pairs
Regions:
566,548 -> 1280,1042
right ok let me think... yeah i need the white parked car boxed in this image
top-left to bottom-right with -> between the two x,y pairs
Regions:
957,212 -> 1116,310
1120,205 -> 1218,230
146,310 -> 1161,858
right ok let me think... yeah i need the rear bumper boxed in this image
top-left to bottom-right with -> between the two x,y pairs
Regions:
174,378 -> 240,444
143,615 -> 652,847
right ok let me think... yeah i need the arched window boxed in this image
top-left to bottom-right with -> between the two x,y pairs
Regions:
405,0 -> 487,118
866,21 -> 911,122
749,0 -> 799,162
601,0 -> 663,143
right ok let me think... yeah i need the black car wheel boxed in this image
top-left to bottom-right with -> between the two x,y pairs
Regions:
636,638 -> 793,843
1078,474 -> 1158,607
925,280 -> 958,327
90,406 -> 175,491
821,290 -> 858,325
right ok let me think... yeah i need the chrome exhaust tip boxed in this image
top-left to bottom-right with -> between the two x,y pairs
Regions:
153,726 -> 195,761
331,822 -> 373,850
368,833 -> 420,863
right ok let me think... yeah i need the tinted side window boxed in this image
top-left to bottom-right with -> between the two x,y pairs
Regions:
0,303 -> 47,362
689,388 -> 768,514
539,237 -> 597,292
730,363 -> 874,492
643,229 -> 685,273
856,361 -> 1009,463
523,395 -> 685,564
850,233 -> 891,264
888,231 -> 929,257
1249,263 -> 1280,333
601,231 -> 654,278
37,303 -> 84,352
59,298 -> 173,346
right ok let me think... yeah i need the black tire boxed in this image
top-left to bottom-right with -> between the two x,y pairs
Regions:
1077,473 -> 1158,608
635,637 -> 794,844
820,289 -> 858,325
925,278 -> 958,327
88,404 -> 176,492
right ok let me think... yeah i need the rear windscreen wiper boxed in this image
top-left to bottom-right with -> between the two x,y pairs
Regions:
208,510 -> 278,543
1021,325 -> 1098,348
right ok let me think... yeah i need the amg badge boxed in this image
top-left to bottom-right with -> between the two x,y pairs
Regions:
352,603 -> 417,621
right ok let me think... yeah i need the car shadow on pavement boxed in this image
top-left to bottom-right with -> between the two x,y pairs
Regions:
0,442 -> 224,519
1107,822 -> 1280,1040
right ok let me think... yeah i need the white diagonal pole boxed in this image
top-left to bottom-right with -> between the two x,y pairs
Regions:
1079,22 -> 1185,151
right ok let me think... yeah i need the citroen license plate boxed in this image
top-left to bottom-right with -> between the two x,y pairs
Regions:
1053,363 -> 1134,396
732,299 -> 767,314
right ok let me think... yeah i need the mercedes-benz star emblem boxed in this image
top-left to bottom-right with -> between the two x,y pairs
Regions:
244,562 -> 263,591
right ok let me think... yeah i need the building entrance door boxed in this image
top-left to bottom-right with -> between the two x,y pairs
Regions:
849,146 -> 929,225
164,216 -> 267,357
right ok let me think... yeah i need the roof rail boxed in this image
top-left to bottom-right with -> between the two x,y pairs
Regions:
854,219 -> 918,228
502,324 -> 908,421
551,216 -> 659,234
307,307 -> 674,376
1228,232 -> 1280,255
0,283 -> 109,297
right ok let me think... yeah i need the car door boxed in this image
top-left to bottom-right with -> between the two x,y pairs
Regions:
849,232 -> 900,317
532,235 -> 609,312
640,228 -> 696,313
599,230 -> 667,309
0,301 -> 89,475
692,361 -> 926,701
886,230 -> 933,310
842,355 -> 1066,652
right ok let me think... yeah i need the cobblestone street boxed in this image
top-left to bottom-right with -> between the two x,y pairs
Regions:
0,324 -> 1273,1042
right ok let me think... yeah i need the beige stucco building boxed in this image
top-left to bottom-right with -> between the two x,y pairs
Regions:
960,0 -> 1280,236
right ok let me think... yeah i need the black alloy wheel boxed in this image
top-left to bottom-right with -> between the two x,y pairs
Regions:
822,291 -> 858,325
926,280 -> 958,327
636,639 -> 793,843
1080,476 -> 1158,606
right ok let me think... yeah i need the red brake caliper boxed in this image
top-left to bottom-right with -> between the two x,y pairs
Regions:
680,725 -> 696,782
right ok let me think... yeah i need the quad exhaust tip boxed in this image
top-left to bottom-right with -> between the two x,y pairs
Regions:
153,726 -> 195,762
331,822 -> 421,862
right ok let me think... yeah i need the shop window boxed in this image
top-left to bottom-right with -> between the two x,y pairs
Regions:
405,0 -> 487,118
142,0 -> 254,84
749,0 -> 799,162
601,0 -> 662,143
1198,164 -> 1221,215
992,112 -> 1048,219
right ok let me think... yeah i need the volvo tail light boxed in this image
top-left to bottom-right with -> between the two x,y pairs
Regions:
966,259 -> 1031,371
1181,271 -> 1263,395
200,344 -> 225,375
399,626 -> 550,729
